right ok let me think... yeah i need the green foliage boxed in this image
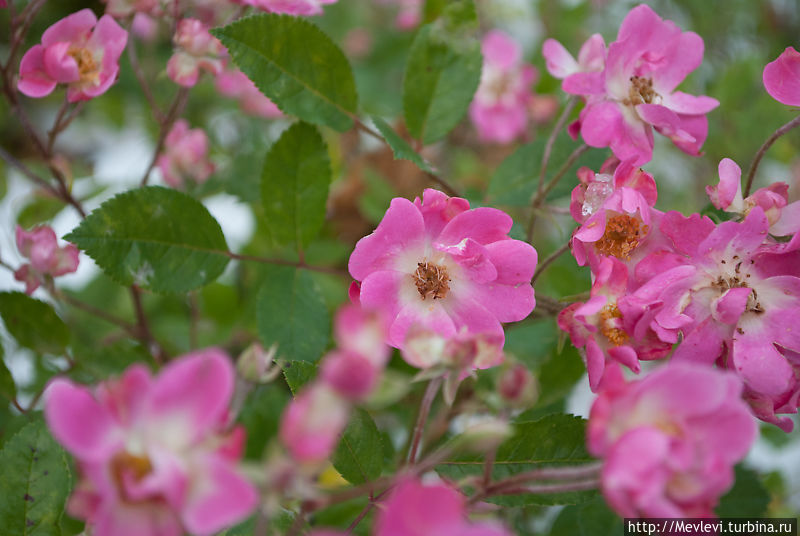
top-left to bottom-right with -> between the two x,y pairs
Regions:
261,122 -> 331,249
402,4 -> 482,144
282,360 -> 318,394
238,384 -> 289,460
332,408 -> 384,485
66,187 -> 229,293
16,196 -> 65,228
213,14 -> 358,132
550,496 -> 622,536
372,116 -> 433,173
0,419 -> 72,536
0,342 -> 16,402
716,465 -> 770,517
0,292 -> 70,355
256,266 -> 330,362
437,413 -> 596,506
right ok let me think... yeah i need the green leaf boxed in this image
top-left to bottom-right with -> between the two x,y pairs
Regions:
261,122 -> 331,248
402,21 -> 482,144
281,360 -> 318,395
372,117 -> 433,173
238,385 -> 289,460
0,341 -> 17,402
16,196 -> 65,228
0,419 -> 72,536
716,465 -> 770,517
0,292 -> 69,355
487,141 -> 544,206
256,266 -> 330,362
332,408 -> 384,485
212,14 -> 358,132
65,186 -> 229,293
437,413 -> 597,506
551,496 -> 622,536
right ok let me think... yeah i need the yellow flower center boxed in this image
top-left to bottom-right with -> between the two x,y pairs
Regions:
594,214 -> 648,260
414,261 -> 450,300
67,47 -> 99,84
599,303 -> 628,346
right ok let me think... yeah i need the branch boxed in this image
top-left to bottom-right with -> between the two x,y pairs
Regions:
140,87 -> 190,186
744,114 -> 800,197
406,376 -> 442,465
537,96 -> 578,198
532,242 -> 571,285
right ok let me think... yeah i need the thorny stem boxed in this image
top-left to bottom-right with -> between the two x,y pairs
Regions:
406,376 -> 443,465
127,40 -> 164,122
532,242 -> 571,285
140,87 -> 190,186
538,96 -> 578,198
744,114 -> 800,197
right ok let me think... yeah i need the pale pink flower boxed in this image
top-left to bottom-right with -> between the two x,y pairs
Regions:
44,349 -> 258,536
392,0 -> 423,30
763,46 -> 800,107
706,158 -> 800,236
232,0 -> 337,16
14,225 -> 79,294
131,13 -> 158,41
348,188 -> 537,348
102,0 -> 159,18
542,33 -> 606,93
469,31 -> 537,143
215,69 -> 283,119
375,477 -> 511,536
565,4 -> 718,165
588,363 -> 756,518
18,9 -> 128,102
497,362 -> 538,409
167,18 -> 224,87
279,383 -> 350,463
156,119 -> 215,188
634,207 -> 800,431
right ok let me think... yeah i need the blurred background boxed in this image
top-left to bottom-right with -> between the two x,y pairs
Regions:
1,0 -> 799,531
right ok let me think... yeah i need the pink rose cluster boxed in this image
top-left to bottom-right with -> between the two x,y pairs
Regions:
166,18 -> 225,88
44,350 -> 258,536
14,225 -> 80,295
156,119 -> 215,188
544,4 -> 718,165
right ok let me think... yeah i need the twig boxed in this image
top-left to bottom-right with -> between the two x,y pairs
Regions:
744,114 -> 800,197
140,87 -> 190,186
406,376 -> 442,465
346,489 -> 390,533
538,96 -> 578,198
130,286 -> 167,364
0,145 -> 62,197
127,39 -> 163,121
531,242 -> 571,284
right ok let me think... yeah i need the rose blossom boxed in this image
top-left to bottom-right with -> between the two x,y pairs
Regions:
588,363 -> 756,518
166,18 -> 224,87
44,349 -> 258,536
156,120 -> 215,188
18,9 -> 128,102
348,188 -> 537,348
469,31 -> 537,143
763,46 -> 800,107
542,33 -> 606,94
14,225 -> 79,294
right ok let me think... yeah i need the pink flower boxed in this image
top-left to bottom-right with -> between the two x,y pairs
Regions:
156,120 -> 215,188
588,363 -> 756,518
542,33 -> 606,93
0,1 -> 7,7
232,0 -> 337,16
18,9 -> 128,102
469,31 -> 537,143
102,0 -> 159,18
348,189 -> 537,348
167,18 -> 224,87
215,69 -> 283,119
14,225 -> 79,294
375,477 -> 511,536
565,4 -> 718,164
706,158 -> 800,236
392,0 -> 423,30
279,383 -> 350,463
763,46 -> 800,107
43,349 -> 258,536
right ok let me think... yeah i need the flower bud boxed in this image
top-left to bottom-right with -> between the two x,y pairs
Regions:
320,350 -> 380,401
497,363 -> 538,409
236,343 -> 278,383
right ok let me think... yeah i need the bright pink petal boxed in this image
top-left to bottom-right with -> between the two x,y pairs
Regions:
18,45 -> 57,98
671,318 -> 725,366
771,200 -> 800,235
482,30 -> 520,71
664,91 -> 719,115
358,270 -> 406,326
542,38 -> 578,79
465,280 -> 535,324
485,239 -> 537,284
90,15 -> 129,63
43,42 -> 80,83
437,207 -> 513,246
763,46 -> 800,107
585,337 -> 606,391
711,287 -> 751,325
706,158 -> 743,210
732,335 -> 794,396
42,8 -> 97,46
389,302 -> 456,348
376,478 -> 465,536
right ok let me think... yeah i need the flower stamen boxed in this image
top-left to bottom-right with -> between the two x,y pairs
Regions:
594,214 -> 648,260
414,262 -> 450,300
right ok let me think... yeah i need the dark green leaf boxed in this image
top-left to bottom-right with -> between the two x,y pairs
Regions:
65,186 -> 229,293
0,292 -> 69,355
716,465 -> 770,517
213,14 -> 358,132
551,496 -> 622,536
281,360 -> 318,395
402,22 -> 482,144
0,419 -> 72,536
487,141 -> 544,206
437,413 -> 597,506
0,341 -> 16,402
332,408 -> 383,485
261,122 -> 331,248
372,116 -> 433,173
256,266 -> 330,362
238,385 -> 289,460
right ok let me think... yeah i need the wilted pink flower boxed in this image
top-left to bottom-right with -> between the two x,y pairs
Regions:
469,31 -> 537,143
375,477 -> 512,536
763,46 -> 800,107
232,0 -> 337,16
542,33 -> 606,93
44,349 -> 258,536
14,225 -> 79,294
156,120 -> 215,188
102,0 -> 159,18
167,18 -> 224,87
706,158 -> 800,236
636,207 -> 800,431
279,383 -> 350,463
215,69 -> 283,119
564,4 -> 718,164
588,363 -> 756,518
18,9 -> 128,102
348,188 -> 537,348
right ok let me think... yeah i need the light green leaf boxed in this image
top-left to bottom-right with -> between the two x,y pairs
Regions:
256,266 -> 330,362
65,186 -> 229,293
212,14 -> 358,132
332,408 -> 383,485
261,122 -> 331,248
0,419 -> 72,536
0,342 -> 17,402
437,413 -> 597,506
403,2 -> 482,144
281,360 -> 318,395
371,117 -> 433,173
0,292 -> 69,355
